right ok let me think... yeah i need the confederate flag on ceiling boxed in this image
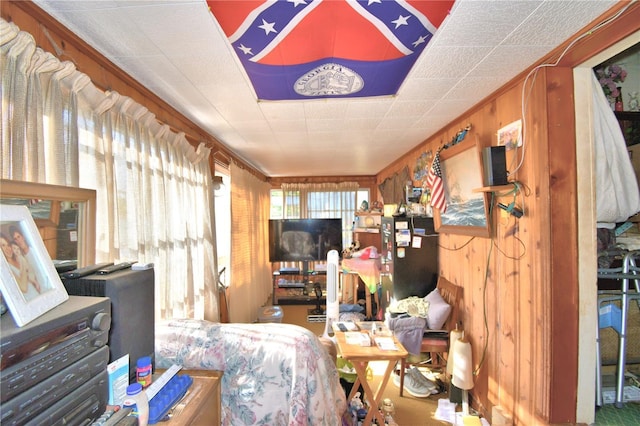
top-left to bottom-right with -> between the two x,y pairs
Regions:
207,0 -> 454,100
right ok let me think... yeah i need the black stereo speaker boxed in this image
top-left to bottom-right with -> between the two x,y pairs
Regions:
482,146 -> 508,186
62,268 -> 155,380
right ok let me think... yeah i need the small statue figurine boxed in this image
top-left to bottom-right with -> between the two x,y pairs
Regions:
349,391 -> 368,421
381,398 -> 397,426
359,200 -> 369,212
350,392 -> 364,411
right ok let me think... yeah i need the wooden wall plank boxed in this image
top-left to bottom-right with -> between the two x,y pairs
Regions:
545,65 -> 580,422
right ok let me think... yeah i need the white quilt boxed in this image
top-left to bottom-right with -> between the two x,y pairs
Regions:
155,319 -> 348,426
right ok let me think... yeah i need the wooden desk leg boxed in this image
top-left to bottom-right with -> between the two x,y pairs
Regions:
373,288 -> 380,320
351,361 -> 386,426
340,272 -> 347,303
364,286 -> 372,319
343,273 -> 357,304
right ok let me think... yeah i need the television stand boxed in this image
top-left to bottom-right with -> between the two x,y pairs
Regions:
272,265 -> 326,305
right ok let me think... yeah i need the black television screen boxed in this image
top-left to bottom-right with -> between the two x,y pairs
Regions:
269,218 -> 342,262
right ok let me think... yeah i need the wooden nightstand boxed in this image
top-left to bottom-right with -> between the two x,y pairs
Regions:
155,369 -> 223,426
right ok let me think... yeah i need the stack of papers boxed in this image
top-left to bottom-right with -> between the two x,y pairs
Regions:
345,332 -> 372,346
374,337 -> 398,351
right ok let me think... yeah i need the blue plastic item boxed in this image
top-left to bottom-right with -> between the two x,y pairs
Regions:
599,303 -> 622,334
147,374 -> 193,424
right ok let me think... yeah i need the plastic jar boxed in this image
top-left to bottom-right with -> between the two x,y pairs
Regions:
123,382 -> 149,426
136,356 -> 153,388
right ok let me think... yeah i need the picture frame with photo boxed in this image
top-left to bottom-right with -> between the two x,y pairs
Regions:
433,138 -> 491,238
0,205 -> 69,327
497,119 -> 522,151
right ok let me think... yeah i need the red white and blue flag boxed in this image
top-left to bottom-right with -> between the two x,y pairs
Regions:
207,0 -> 454,100
426,149 -> 446,212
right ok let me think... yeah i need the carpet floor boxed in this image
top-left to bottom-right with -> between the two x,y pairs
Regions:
368,361 -> 452,425
595,401 -> 640,425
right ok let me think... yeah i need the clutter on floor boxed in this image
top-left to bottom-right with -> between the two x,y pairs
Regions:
391,366 -> 440,398
347,392 -> 400,426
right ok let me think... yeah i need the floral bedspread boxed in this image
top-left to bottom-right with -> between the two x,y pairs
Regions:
155,319 -> 347,426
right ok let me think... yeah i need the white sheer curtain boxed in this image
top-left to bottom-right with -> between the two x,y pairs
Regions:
1,20 -> 81,185
229,162 -> 271,323
1,18 -> 218,321
281,181 -> 359,218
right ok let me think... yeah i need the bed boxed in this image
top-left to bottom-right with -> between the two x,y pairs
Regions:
155,319 -> 348,426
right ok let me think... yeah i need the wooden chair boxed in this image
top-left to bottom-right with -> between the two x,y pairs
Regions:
399,276 -> 463,396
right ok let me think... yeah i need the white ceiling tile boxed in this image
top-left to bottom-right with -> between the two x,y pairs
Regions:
432,1 -> 541,47
469,45 -> 554,78
304,101 -> 349,119
259,102 -> 307,121
55,9 -> 157,58
342,118 -> 384,130
503,1 -> 617,47
345,101 -> 393,119
201,80 -> 256,103
386,100 -> 435,118
397,77 -> 460,101
132,2 -> 212,46
271,120 -> 308,133
306,119 -> 346,132
411,46 -> 494,79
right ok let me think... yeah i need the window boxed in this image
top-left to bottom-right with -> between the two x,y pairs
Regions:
270,187 -> 369,249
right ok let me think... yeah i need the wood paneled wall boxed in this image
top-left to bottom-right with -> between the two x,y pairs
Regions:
375,3 -> 640,423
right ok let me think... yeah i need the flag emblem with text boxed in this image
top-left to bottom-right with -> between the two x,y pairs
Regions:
208,0 -> 454,100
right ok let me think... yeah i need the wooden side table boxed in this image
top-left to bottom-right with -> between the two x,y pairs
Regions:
334,328 -> 407,426
155,369 -> 223,426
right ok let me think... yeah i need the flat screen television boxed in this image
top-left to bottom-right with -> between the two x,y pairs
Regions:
269,218 -> 343,263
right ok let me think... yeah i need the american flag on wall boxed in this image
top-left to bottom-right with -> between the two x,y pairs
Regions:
426,149 -> 446,212
207,0 -> 454,100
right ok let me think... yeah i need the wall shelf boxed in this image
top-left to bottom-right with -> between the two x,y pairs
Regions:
352,212 -> 382,249
473,184 -> 517,193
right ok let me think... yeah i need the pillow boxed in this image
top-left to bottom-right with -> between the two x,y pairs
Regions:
424,288 -> 452,330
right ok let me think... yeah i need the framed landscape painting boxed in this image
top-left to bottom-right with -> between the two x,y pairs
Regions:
0,205 -> 68,326
433,139 -> 491,238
